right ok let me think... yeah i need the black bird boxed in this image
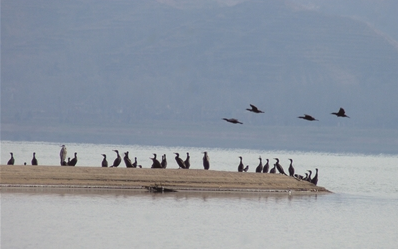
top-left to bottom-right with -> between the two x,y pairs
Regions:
174,153 -> 186,169
269,164 -> 276,174
246,104 -> 264,113
311,168 -> 319,185
288,159 -> 295,177
298,114 -> 318,121
61,160 -> 67,166
67,157 -> 71,166
274,158 -> 287,175
69,152 -> 78,166
133,157 -> 138,168
243,165 -> 249,172
151,154 -> 162,168
203,152 -> 210,170
262,159 -> 269,173
331,108 -> 350,118
161,154 -> 167,169
101,154 -> 108,167
255,157 -> 263,173
238,156 -> 244,172
31,152 -> 38,166
303,173 -> 309,181
124,151 -> 134,168
223,118 -> 243,124
111,150 -> 121,167
294,174 -> 305,180
7,152 -> 15,165
306,170 -> 313,182
184,152 -> 191,169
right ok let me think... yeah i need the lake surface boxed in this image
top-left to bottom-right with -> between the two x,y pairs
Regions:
1,140 -> 397,248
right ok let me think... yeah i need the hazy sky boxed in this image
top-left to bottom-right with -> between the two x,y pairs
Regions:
1,0 -> 397,153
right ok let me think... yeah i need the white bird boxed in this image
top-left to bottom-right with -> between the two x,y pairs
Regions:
60,145 -> 67,165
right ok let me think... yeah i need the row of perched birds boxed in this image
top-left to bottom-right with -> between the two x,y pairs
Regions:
223,104 -> 349,124
5,146 -> 318,185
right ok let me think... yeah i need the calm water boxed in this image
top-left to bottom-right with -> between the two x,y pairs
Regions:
1,140 -> 398,248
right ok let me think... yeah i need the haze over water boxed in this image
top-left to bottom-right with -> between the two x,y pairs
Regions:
1,140 -> 397,248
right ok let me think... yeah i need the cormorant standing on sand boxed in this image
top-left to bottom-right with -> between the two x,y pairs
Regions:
67,157 -> 71,166
203,152 -> 210,170
161,154 -> 167,169
288,159 -> 294,177
269,164 -> 276,174
110,150 -> 121,167
255,157 -> 263,173
274,158 -> 287,175
69,152 -> 78,166
60,145 -> 67,166
31,152 -> 38,165
174,153 -> 186,169
311,168 -> 318,185
262,159 -> 269,173
184,152 -> 191,169
331,108 -> 349,118
238,156 -> 244,172
133,157 -> 138,168
298,114 -> 318,121
223,118 -> 243,124
303,173 -> 309,181
124,151 -> 134,168
7,152 -> 15,165
151,154 -> 162,168
101,154 -> 108,167
243,165 -> 249,172
306,170 -> 312,182
246,104 -> 264,113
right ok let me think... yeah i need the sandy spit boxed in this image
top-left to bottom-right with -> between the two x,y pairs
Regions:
0,165 -> 329,193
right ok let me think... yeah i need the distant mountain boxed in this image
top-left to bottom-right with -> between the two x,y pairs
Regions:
2,0 -> 398,141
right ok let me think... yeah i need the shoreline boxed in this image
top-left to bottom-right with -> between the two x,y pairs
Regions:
0,165 -> 330,193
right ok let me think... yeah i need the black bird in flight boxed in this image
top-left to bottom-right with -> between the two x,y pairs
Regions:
223,118 -> 243,124
246,104 -> 264,113
331,108 -> 350,118
298,114 -> 318,121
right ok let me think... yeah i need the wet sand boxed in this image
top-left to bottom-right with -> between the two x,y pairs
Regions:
0,165 -> 329,193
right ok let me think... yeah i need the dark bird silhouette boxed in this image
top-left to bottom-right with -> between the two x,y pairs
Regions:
174,153 -> 186,169
274,158 -> 287,175
60,145 -> 67,166
246,104 -> 264,113
311,168 -> 318,185
298,114 -> 318,121
138,165 -> 142,168
269,164 -> 276,174
294,174 -> 305,180
69,152 -> 77,166
262,159 -> 269,173
243,165 -> 249,172
124,151 -> 134,168
133,157 -> 138,168
184,152 -> 191,169
151,153 -> 162,168
223,118 -> 243,124
288,159 -> 295,177
67,157 -> 71,166
331,108 -> 350,118
101,154 -> 108,167
31,152 -> 38,165
306,170 -> 313,182
161,154 -> 167,169
203,152 -> 210,170
303,173 -> 309,181
111,150 -> 121,167
7,152 -> 15,165
238,156 -> 244,172
61,160 -> 67,166
255,157 -> 263,173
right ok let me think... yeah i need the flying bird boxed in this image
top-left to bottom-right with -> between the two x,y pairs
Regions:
331,108 -> 350,118
223,118 -> 243,124
246,104 -> 264,113
298,114 -> 318,121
